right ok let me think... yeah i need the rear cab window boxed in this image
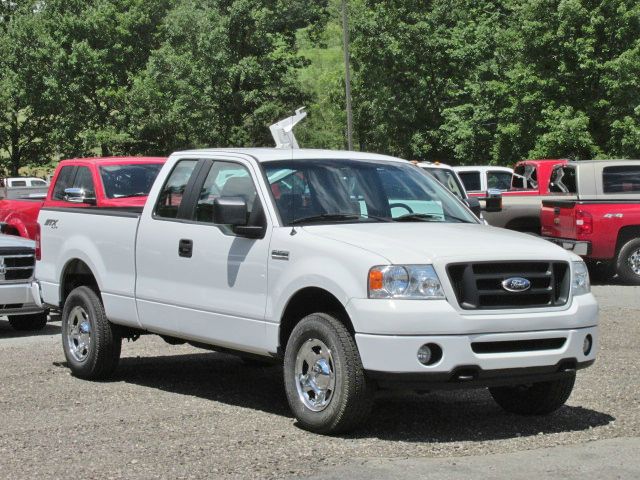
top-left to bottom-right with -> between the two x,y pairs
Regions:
512,164 -> 538,189
602,166 -> 640,194
549,166 -> 577,194
458,171 -> 481,192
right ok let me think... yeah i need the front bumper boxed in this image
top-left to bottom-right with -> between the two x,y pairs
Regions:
543,237 -> 591,256
356,326 -> 598,376
0,281 -> 43,315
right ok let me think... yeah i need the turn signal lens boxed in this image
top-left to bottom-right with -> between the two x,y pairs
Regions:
368,269 -> 384,291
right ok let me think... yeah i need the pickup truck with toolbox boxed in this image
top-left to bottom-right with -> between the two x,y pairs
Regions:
0,157 -> 165,240
541,159 -> 640,284
483,159 -> 568,234
34,144 -> 598,434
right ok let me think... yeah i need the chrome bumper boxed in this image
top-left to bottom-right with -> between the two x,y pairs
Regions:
30,280 -> 45,308
543,237 -> 591,256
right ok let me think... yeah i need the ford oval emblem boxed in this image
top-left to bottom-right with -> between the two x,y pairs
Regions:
501,277 -> 531,292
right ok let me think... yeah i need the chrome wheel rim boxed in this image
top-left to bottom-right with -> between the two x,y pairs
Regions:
628,248 -> 640,275
67,306 -> 91,362
294,338 -> 336,412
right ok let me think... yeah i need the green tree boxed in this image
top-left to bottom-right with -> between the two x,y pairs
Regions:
349,0 -> 640,164
127,0 -> 327,153
41,0 -> 174,157
0,1 -> 60,175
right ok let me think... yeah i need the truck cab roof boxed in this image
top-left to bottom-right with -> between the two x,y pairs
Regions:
170,148 -> 406,164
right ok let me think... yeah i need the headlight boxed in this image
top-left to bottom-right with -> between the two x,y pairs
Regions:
572,261 -> 590,295
368,265 -> 445,299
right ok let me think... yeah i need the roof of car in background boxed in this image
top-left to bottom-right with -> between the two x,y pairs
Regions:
454,165 -> 513,172
58,156 -> 167,166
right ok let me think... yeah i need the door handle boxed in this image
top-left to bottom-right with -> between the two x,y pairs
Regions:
179,239 -> 193,258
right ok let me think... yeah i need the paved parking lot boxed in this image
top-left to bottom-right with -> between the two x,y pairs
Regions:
1,286 -> 639,479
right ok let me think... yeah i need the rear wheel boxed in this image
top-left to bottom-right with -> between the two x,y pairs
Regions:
8,311 -> 48,331
489,373 -> 575,415
283,313 -> 373,434
616,238 -> 640,285
62,286 -> 121,380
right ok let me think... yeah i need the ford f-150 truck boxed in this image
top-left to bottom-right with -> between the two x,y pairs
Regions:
34,147 -> 598,434
0,157 -> 165,239
483,159 -> 568,233
541,159 -> 640,284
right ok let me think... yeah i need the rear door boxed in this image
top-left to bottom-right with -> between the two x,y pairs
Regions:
135,155 -> 273,354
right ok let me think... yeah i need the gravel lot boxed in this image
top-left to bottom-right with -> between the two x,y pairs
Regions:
1,285 -> 638,479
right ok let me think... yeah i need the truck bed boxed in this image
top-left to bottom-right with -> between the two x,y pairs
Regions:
37,206 -> 142,328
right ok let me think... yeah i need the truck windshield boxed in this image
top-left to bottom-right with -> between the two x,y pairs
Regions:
263,159 -> 478,226
100,164 -> 163,199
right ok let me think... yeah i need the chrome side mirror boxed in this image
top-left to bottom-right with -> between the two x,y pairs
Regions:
63,187 -> 96,205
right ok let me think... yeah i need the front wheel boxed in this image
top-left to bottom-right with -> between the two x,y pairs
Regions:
8,311 -> 48,331
283,313 -> 374,434
615,238 -> 640,285
489,373 -> 575,415
62,286 -> 121,380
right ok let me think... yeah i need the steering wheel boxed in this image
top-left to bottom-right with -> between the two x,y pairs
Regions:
389,202 -> 414,214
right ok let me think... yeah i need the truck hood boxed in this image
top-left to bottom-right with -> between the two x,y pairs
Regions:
0,233 -> 35,249
303,223 -> 573,264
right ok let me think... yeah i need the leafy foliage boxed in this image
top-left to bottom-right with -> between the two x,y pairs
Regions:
350,0 -> 640,164
0,0 -> 639,174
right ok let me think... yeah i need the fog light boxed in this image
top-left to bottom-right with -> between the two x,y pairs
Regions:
417,345 -> 432,364
583,334 -> 593,355
417,343 -> 443,366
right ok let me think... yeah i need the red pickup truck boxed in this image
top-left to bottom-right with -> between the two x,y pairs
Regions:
482,159 -> 567,233
541,160 -> 640,284
0,157 -> 166,240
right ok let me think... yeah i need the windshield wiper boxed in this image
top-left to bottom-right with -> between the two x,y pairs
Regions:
113,192 -> 148,198
290,212 -> 391,225
394,213 -> 443,222
290,213 -> 361,225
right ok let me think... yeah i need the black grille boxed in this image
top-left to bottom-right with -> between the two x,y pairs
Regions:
471,338 -> 567,354
1,251 -> 35,282
447,261 -> 570,310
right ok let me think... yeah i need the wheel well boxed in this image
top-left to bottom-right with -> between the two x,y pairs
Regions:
2,224 -> 21,236
505,217 -> 541,235
278,287 -> 353,353
615,226 -> 640,254
61,259 -> 100,307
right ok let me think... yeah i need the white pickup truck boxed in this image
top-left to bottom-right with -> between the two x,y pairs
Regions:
34,148 -> 598,434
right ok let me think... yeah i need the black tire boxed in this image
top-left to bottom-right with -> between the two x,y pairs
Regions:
8,311 -> 48,331
489,373 -> 575,415
586,260 -> 613,283
615,238 -> 640,285
61,286 -> 121,380
283,313 -> 373,434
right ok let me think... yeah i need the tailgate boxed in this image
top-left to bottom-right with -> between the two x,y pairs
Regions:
541,200 -> 576,239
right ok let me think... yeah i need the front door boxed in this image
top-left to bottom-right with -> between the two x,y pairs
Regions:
135,155 -> 272,354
